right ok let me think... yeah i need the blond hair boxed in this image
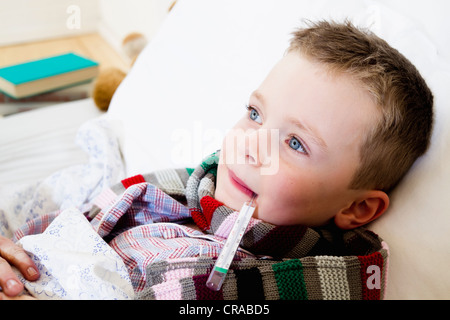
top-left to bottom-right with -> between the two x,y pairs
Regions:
288,20 -> 434,192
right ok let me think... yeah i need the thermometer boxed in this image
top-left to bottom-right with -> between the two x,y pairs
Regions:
206,194 -> 257,291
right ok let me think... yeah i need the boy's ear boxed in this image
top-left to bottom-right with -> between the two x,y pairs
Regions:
334,190 -> 389,230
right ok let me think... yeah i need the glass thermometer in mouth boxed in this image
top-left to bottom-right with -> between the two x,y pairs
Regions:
206,193 -> 257,291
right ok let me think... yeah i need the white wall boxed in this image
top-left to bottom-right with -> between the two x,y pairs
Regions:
98,0 -> 174,51
0,0 -> 99,46
0,0 -> 173,48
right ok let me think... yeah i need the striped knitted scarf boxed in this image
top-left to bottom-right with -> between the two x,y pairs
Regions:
123,151 -> 389,300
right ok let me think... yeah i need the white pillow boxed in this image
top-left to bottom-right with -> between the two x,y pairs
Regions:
107,0 -> 450,299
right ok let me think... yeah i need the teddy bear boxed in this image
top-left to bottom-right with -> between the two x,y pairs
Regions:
92,32 -> 148,111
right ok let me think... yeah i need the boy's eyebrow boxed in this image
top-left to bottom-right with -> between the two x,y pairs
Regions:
251,90 -> 328,152
251,90 -> 266,105
290,118 -> 328,151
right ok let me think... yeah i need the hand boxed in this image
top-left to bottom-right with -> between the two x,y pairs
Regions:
0,236 -> 39,297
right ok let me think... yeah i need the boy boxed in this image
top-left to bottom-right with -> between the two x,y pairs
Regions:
0,20 -> 433,300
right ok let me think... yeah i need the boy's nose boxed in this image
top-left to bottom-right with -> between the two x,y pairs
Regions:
224,127 -> 278,169
224,127 -> 280,175
243,129 -> 262,167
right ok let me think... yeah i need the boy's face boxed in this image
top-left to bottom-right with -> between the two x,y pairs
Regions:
214,52 -> 380,227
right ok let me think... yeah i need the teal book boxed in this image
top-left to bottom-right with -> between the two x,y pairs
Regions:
0,52 -> 99,99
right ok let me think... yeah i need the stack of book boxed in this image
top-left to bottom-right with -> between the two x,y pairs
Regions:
0,52 -> 99,116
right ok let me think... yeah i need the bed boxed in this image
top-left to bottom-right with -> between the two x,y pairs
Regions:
1,0 -> 449,299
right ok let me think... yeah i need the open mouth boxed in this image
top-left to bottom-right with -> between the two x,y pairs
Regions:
228,170 -> 256,198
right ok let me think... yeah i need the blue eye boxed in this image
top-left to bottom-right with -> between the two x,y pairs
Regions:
247,106 -> 262,124
288,136 -> 307,154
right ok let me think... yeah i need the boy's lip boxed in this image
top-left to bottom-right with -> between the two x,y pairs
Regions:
228,169 -> 256,198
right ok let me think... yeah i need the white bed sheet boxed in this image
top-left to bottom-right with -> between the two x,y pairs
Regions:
0,110 -> 125,239
0,99 -> 103,186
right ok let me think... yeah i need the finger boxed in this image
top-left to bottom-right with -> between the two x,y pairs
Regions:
0,257 -> 24,297
0,237 -> 39,281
